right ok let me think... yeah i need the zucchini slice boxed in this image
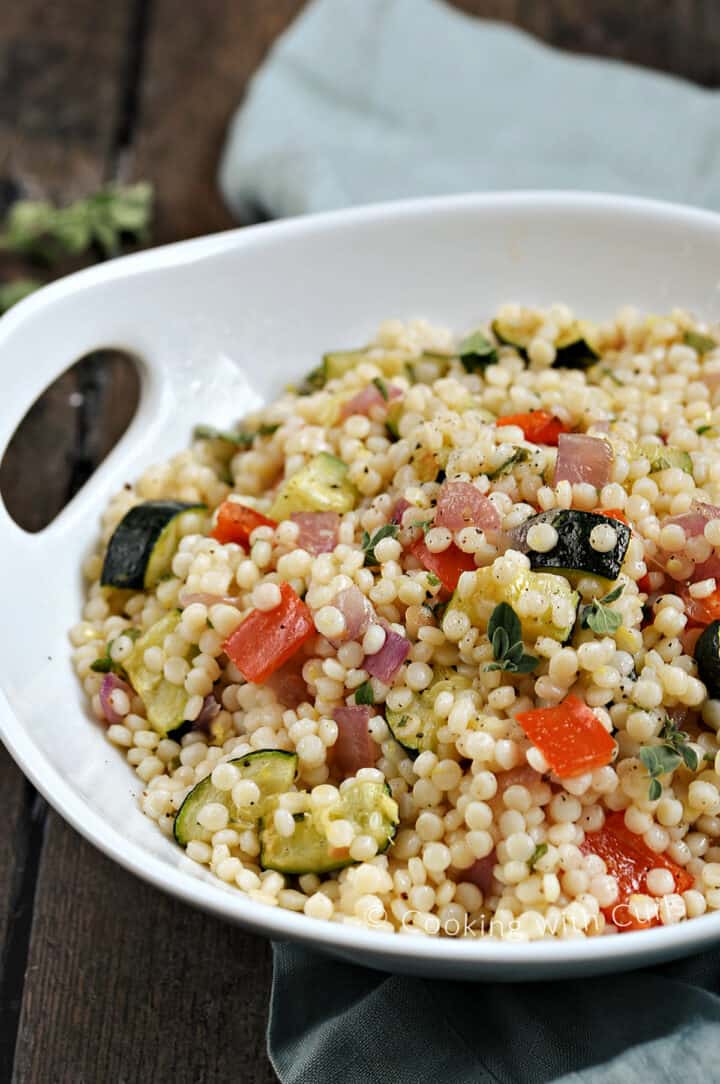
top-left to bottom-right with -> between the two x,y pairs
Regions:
446,566 -> 578,643
174,750 -> 298,845
124,611 -> 196,735
638,443 -> 693,476
101,500 -> 206,590
269,452 -> 358,519
492,317 -> 599,370
513,509 -> 630,584
260,779 -> 399,875
695,620 -> 720,698
386,667 -> 471,754
323,349 -> 370,381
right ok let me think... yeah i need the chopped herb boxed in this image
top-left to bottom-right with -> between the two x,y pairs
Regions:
487,447 -> 530,480
298,365 -> 326,394
639,717 -> 699,800
697,424 -> 715,436
405,362 -> 417,384
458,329 -> 498,372
0,182 -> 153,262
581,583 -> 624,635
484,602 -> 539,674
354,681 -> 375,706
0,278 -> 42,314
89,630 -> 138,674
386,419 -> 400,442
684,329 -> 717,355
193,423 -> 278,446
599,366 -> 625,387
257,423 -> 280,437
426,573 -> 441,587
411,518 -> 434,534
372,376 -> 389,401
528,842 -> 548,870
361,524 -> 399,566
90,654 -> 113,674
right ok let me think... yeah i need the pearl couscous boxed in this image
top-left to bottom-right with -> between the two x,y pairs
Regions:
72,305 -> 720,940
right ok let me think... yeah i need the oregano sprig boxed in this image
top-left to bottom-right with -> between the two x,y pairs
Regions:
484,602 -> 539,674
581,583 -> 624,635
639,717 -> 699,800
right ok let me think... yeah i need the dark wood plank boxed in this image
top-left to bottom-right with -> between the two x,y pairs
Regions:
130,0 -> 306,240
12,814 -> 277,1084
0,755 -> 44,1084
0,0 -> 137,199
0,2 -> 144,1079
453,0 -> 720,86
0,748 -> 30,981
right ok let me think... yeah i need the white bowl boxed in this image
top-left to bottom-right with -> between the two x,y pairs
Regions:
2,191 -> 720,981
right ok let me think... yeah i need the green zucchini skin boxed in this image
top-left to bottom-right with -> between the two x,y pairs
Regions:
514,509 -> 631,582
174,750 -> 298,846
101,500 -> 205,590
695,621 -> 720,697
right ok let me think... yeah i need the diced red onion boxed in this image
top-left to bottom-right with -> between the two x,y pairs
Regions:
435,481 -> 500,532
496,765 -> 543,791
664,501 -> 720,539
265,661 -> 309,709
340,382 -> 402,420
363,620 -> 410,683
291,511 -> 340,555
333,586 -> 373,642
554,433 -> 613,488
463,852 -> 497,895
688,554 -> 720,583
194,695 -> 221,730
331,706 -> 376,776
99,673 -> 132,726
391,498 -> 411,526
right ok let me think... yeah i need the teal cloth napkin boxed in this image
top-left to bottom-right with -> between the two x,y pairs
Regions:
219,0 -> 720,219
219,1 -> 720,1080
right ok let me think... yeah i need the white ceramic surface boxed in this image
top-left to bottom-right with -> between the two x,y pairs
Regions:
2,191 -> 720,981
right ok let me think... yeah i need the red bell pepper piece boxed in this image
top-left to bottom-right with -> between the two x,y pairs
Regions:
581,812 -> 693,931
223,582 -> 314,683
410,537 -> 476,592
516,695 -> 616,779
211,501 -> 277,546
592,507 -> 629,525
496,410 -> 569,447
683,587 -> 720,628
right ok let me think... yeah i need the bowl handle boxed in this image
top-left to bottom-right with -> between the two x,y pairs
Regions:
0,272 -> 169,552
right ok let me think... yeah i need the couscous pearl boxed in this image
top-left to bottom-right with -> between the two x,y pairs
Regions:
252,582 -> 282,611
197,802 -> 229,832
526,523 -> 558,553
362,623 -> 386,655
314,606 -> 346,640
232,780 -> 261,808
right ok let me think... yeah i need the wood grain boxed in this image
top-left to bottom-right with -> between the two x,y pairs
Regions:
12,814 -> 277,1084
452,0 -> 720,86
0,749 -> 31,1075
0,0 -> 137,199
129,0 -> 306,239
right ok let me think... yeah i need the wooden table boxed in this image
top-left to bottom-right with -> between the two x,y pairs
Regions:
2,3 -> 720,1080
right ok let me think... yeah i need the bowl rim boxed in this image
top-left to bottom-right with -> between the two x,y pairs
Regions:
4,188 -> 720,972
